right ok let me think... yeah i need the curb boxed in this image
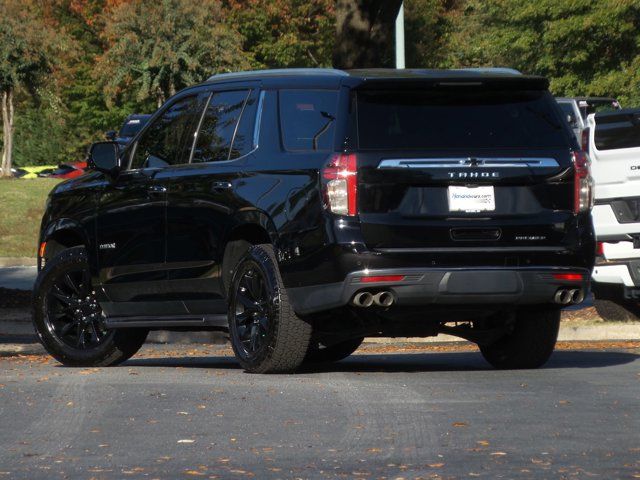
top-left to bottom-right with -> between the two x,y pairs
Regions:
1,323 -> 638,358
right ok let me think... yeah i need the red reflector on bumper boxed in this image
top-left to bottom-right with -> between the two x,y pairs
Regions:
552,273 -> 584,281
359,275 -> 405,283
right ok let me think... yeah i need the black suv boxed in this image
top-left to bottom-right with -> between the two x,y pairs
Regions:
33,68 -> 595,373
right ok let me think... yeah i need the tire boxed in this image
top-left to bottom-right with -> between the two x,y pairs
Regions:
305,337 -> 364,363
594,298 -> 640,322
479,308 -> 560,370
32,246 -> 148,367
228,244 -> 311,373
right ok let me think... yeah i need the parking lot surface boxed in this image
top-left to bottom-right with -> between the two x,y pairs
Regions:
0,344 -> 639,479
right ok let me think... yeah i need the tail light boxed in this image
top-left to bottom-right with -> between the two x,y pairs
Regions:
581,127 -> 590,153
596,241 -> 604,256
552,273 -> 584,281
322,153 -> 357,216
572,151 -> 593,214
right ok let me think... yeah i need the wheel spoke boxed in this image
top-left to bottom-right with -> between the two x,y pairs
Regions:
235,311 -> 251,325
236,291 -> 257,311
79,269 -> 91,295
258,315 -> 269,333
64,273 -> 81,296
237,324 -> 251,342
76,323 -> 83,348
60,320 -> 79,337
249,324 -> 258,351
51,286 -> 74,306
89,322 -> 99,344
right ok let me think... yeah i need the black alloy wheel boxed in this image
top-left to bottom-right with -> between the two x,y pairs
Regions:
231,262 -> 273,358
33,246 -> 148,367
45,267 -> 111,349
227,244 -> 311,373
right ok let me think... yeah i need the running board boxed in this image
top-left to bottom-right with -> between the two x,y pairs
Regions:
105,314 -> 228,329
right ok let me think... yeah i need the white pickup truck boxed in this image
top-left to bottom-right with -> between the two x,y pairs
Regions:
588,108 -> 640,320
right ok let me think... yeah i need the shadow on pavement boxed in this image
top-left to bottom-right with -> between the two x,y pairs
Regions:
121,349 -> 639,373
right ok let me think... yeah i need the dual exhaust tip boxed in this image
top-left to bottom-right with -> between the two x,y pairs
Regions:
351,291 -> 395,308
554,288 -> 585,305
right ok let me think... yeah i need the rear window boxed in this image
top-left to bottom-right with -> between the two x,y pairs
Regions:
355,89 -> 570,150
279,90 -> 338,151
595,111 -> 640,151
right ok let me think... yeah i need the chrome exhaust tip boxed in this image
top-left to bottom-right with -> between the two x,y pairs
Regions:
352,291 -> 374,308
554,289 -> 572,305
571,289 -> 585,304
373,291 -> 394,307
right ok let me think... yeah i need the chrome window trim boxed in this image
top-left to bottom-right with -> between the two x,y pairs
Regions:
377,157 -> 560,169
188,92 -> 214,164
253,90 -> 266,150
227,90 -> 252,161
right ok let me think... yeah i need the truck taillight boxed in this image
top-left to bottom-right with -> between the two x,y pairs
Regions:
581,127 -> 590,153
573,150 -> 593,214
322,153 -> 357,216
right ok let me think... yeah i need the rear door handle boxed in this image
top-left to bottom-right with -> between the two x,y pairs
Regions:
147,185 -> 167,194
211,181 -> 233,190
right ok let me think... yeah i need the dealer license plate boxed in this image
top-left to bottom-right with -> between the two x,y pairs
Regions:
448,186 -> 495,212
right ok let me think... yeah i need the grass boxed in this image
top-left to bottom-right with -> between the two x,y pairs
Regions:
0,178 -> 61,258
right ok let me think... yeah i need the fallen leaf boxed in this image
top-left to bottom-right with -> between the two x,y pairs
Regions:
367,448 -> 382,453
477,440 -> 490,446
66,401 -> 74,407
428,463 -> 444,468
177,439 -> 195,444
184,471 -> 205,476
491,452 -> 507,456
452,422 -> 468,427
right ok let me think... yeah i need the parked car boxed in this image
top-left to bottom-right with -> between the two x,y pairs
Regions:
37,162 -> 87,179
105,114 -> 152,148
587,108 -> 640,320
33,68 -> 595,373
556,97 -> 621,147
18,165 -> 57,179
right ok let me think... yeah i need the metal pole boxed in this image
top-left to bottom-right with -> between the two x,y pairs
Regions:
395,1 -> 405,69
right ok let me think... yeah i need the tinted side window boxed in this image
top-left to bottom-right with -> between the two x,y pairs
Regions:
192,90 -> 249,163
279,90 -> 338,151
130,96 -> 200,169
229,90 -> 259,159
595,111 -> 640,150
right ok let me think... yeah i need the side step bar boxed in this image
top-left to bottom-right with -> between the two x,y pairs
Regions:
105,314 -> 228,329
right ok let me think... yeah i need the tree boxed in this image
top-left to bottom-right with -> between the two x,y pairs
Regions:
448,0 -> 640,104
96,0 -> 250,108
0,0 -> 65,176
333,0 -> 403,69
225,0 -> 335,69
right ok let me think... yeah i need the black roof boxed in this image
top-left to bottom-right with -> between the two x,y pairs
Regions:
202,68 -> 548,90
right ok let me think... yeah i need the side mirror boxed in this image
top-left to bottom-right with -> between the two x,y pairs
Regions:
88,142 -> 121,175
105,130 -> 117,141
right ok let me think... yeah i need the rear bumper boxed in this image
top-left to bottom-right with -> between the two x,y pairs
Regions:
288,267 -> 591,315
592,203 -> 640,241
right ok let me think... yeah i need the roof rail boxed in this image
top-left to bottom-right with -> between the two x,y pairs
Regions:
206,68 -> 349,82
461,67 -> 522,75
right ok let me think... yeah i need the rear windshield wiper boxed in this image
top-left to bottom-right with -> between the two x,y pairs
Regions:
312,111 -> 336,151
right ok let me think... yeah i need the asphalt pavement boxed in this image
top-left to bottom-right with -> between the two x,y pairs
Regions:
0,344 -> 638,479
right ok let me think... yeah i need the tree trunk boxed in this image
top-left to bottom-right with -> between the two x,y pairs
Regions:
333,0 -> 403,69
1,88 -> 14,178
